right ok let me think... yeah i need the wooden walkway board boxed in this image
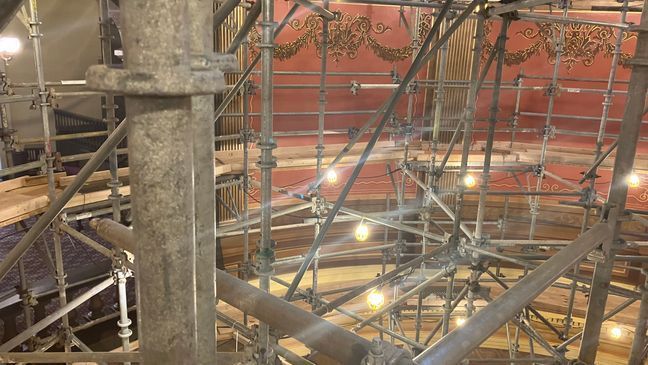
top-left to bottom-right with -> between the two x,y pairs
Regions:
0,141 -> 634,229
0,163 -> 232,228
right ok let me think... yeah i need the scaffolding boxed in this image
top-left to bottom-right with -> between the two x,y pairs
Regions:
0,0 -> 646,364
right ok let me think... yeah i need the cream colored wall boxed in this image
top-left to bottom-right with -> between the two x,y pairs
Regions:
2,0 -> 101,141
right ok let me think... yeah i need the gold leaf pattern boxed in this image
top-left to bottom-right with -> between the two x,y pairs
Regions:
248,12 -> 415,62
248,13 -> 636,69
482,21 -> 637,71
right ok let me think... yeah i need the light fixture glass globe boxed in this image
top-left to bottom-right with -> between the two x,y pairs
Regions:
0,37 -> 20,55
463,174 -> 477,188
326,169 -> 338,185
456,317 -> 466,326
355,223 -> 369,242
627,173 -> 641,188
367,289 -> 385,311
610,326 -> 623,339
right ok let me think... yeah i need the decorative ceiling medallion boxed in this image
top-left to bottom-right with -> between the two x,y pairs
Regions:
248,12 -> 413,62
482,21 -> 636,71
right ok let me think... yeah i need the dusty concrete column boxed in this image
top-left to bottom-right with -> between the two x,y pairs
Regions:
189,0 -> 217,363
86,0 -> 234,363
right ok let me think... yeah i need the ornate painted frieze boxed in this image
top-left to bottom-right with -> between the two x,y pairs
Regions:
248,12 -> 414,62
482,21 -> 636,71
248,11 -> 636,70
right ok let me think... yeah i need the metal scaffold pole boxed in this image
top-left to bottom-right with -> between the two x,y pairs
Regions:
429,12 -> 449,188
411,6 -> 426,344
312,0 -> 330,306
0,60 -> 14,171
98,0 -> 122,224
241,1 -> 252,326
449,14 -> 485,251
437,10 -> 487,328
97,1 -> 131,360
473,15 -> 509,240
509,73 -> 523,148
256,0 -> 277,360
15,248 -> 35,351
578,0 -> 648,362
528,0 -> 569,241
114,269 -> 132,364
28,0 -> 72,355
468,13 -> 510,319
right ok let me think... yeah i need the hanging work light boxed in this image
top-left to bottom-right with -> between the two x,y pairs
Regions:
326,169 -> 338,185
627,173 -> 641,188
355,221 -> 369,242
463,174 -> 477,188
0,37 -> 20,63
610,326 -> 623,339
367,289 -> 385,311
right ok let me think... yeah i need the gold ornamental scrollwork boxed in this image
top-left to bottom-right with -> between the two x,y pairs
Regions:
482,21 -> 637,71
248,12 -> 414,62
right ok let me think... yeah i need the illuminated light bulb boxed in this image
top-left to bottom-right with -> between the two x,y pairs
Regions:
456,317 -> 466,326
610,326 -> 623,339
326,169 -> 338,185
367,289 -> 385,311
463,174 -> 477,188
627,173 -> 641,188
355,223 -> 369,242
0,37 -> 20,55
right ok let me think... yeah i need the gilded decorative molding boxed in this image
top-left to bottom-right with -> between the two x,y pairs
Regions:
248,12 -> 414,62
482,21 -> 636,71
248,12 -> 636,69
